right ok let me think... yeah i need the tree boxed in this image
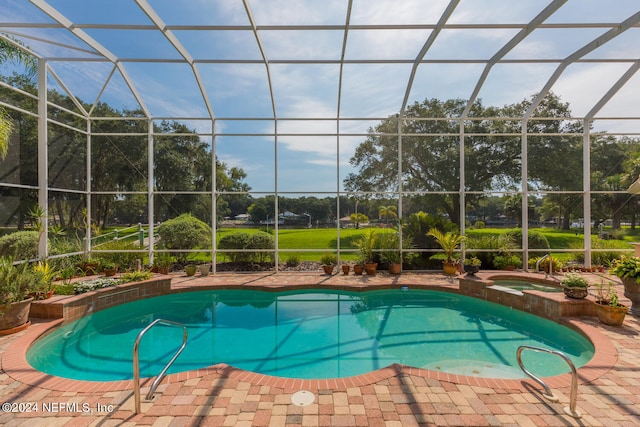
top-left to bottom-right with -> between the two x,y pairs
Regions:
344,98 -> 521,225
0,34 -> 36,159
345,93 -> 583,228
378,205 -> 397,226
591,136 -> 640,229
350,213 -> 368,229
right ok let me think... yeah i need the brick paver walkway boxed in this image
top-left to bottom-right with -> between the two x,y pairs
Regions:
1,271 -> 639,426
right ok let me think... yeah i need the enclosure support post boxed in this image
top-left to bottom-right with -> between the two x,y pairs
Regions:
521,121 -> 529,269
583,121 -> 591,267
147,119 -> 154,264
37,58 -> 48,259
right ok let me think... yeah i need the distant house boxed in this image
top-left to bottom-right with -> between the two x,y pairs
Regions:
234,213 -> 250,221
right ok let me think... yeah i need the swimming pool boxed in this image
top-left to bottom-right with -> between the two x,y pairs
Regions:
27,288 -> 593,381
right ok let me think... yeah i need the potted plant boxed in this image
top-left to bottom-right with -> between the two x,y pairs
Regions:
353,263 -> 365,275
594,281 -> 628,326
463,257 -> 481,275
152,252 -> 173,274
355,230 -> 378,275
341,263 -> 351,275
379,232 -> 402,274
0,257 -> 39,334
78,256 -> 100,275
320,254 -> 337,275
610,256 -> 640,315
31,260 -> 57,299
426,229 -> 464,275
102,262 -> 118,277
561,272 -> 589,299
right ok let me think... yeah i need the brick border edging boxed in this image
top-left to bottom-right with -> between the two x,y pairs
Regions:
2,312 -> 617,394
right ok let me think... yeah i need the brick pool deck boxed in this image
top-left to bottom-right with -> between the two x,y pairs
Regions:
1,271 -> 639,426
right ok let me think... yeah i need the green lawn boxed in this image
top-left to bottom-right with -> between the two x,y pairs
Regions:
216,227 -> 395,262
214,226 -> 634,263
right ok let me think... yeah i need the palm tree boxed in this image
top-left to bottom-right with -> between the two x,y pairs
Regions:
378,205 -> 398,227
0,34 -> 36,159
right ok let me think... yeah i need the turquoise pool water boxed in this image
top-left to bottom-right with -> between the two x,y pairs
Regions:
27,289 -> 593,381
492,280 -> 563,293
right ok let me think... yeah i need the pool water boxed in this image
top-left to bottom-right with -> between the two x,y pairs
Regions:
492,280 -> 562,293
27,289 -> 593,381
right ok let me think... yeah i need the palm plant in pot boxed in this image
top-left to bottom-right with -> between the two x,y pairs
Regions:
0,256 -> 39,334
378,232 -> 402,274
427,229 -> 464,275
610,256 -> 640,316
355,230 -> 378,275
560,272 -> 589,299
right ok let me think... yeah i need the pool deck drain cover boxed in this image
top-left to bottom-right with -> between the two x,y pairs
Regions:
291,390 -> 315,406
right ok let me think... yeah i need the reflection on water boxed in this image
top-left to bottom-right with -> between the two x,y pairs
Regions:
27,289 -> 594,381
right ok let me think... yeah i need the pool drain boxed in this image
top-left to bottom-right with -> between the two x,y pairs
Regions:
291,390 -> 315,407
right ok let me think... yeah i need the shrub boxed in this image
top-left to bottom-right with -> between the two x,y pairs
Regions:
402,212 -> 456,250
218,232 -> 252,263
285,255 -> 300,267
465,234 -> 502,270
473,221 -> 485,229
92,239 -> 140,270
247,231 -> 275,263
218,231 -> 274,263
120,271 -> 153,283
156,213 -> 212,262
0,231 -> 39,260
503,229 -> 550,249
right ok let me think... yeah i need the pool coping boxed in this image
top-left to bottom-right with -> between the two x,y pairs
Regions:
2,277 -> 617,394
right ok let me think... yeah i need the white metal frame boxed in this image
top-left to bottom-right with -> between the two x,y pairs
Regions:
0,1 -> 639,267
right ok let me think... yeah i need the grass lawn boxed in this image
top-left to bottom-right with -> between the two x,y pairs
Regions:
216,227 -> 395,262
83,225 -> 633,265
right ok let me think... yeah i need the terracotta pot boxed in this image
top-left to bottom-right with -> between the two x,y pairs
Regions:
0,297 -> 33,333
595,302 -> 628,326
341,265 -> 350,275
364,262 -> 378,276
353,265 -> 364,275
103,267 -> 117,277
322,265 -> 335,275
389,263 -> 401,275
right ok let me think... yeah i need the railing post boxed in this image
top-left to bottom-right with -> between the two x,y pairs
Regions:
138,223 -> 144,247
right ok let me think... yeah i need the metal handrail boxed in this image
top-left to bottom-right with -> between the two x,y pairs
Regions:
516,345 -> 581,419
535,254 -> 551,277
133,318 -> 188,414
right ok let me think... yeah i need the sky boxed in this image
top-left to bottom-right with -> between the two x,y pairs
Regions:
1,0 -> 639,193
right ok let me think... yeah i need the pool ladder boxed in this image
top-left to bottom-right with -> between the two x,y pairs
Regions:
133,319 -> 188,414
535,254 -> 552,278
516,345 -> 581,419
